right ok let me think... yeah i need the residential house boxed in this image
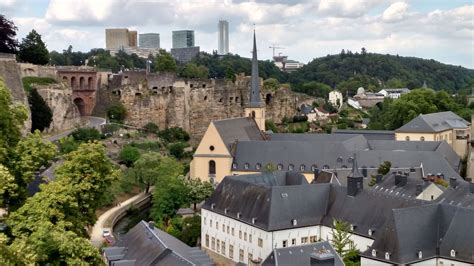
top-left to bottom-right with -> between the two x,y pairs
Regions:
378,88 -> 410,99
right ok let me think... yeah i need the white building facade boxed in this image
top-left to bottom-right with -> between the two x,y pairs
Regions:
329,90 -> 343,109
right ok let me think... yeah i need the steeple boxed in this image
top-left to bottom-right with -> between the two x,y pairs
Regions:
349,154 -> 363,178
244,29 -> 266,131
347,154 -> 363,196
248,30 -> 263,107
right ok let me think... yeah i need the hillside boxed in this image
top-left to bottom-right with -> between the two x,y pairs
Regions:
288,51 -> 474,95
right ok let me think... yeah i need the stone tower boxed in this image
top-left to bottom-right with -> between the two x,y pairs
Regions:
244,30 -> 266,131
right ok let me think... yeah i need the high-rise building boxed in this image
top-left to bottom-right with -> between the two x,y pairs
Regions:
139,33 -> 160,49
106,29 -> 130,50
172,30 -> 195,49
128,31 -> 137,48
218,20 -> 229,55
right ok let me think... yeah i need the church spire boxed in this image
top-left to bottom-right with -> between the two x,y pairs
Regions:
249,30 -> 262,107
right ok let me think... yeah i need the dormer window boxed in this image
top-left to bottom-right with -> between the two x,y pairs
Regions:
252,218 -> 257,224
224,208 -> 228,214
323,165 -> 330,170
311,165 -> 317,171
256,163 -> 261,170
244,163 -> 249,170
277,164 -> 283,170
418,251 -> 422,259
350,224 -> 356,231
372,249 -> 377,257
291,219 -> 297,226
450,249 -> 456,258
385,252 -> 390,260
211,203 -> 215,210
368,229 -> 374,236
288,164 -> 294,171
232,163 -> 237,169
300,165 -> 305,171
237,212 -> 241,219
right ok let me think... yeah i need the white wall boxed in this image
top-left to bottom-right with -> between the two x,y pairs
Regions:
362,255 -> 472,265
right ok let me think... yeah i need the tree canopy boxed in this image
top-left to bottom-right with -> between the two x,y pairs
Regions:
0,14 -> 18,53
18,30 -> 49,65
28,88 -> 53,132
154,49 -> 177,72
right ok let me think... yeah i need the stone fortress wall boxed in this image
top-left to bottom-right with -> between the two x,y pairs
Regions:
95,71 -> 315,140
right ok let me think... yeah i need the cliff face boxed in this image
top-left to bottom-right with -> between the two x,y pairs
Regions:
94,72 -> 315,140
0,55 -> 31,132
34,83 -> 81,133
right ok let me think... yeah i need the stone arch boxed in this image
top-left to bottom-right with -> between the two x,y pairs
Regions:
74,97 -> 86,116
62,76 -> 68,82
71,76 -> 77,90
265,93 -> 272,105
79,77 -> 85,90
88,77 -> 94,90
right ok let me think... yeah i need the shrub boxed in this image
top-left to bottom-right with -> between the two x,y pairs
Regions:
292,115 -> 308,123
22,77 -> 56,93
70,127 -> 102,142
158,127 -> 190,143
119,146 -> 141,167
58,136 -> 80,154
265,120 -> 278,133
143,122 -> 159,133
168,142 -> 189,160
377,161 -> 392,175
107,103 -> 127,122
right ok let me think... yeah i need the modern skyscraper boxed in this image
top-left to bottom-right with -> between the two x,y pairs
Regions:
105,28 -> 137,49
139,33 -> 160,49
128,31 -> 137,48
172,30 -> 195,49
218,20 -> 229,55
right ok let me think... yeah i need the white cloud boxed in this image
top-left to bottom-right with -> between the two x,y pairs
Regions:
382,2 -> 409,22
318,0 -> 387,18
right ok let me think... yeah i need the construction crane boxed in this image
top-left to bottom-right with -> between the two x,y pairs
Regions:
269,44 -> 285,57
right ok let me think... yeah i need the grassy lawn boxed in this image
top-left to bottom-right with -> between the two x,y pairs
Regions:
22,77 -> 57,93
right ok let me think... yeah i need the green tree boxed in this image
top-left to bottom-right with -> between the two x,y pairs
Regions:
185,178 -> 214,211
180,63 -> 209,79
154,49 -> 177,72
107,103 -> 127,122
0,15 -> 19,53
70,127 -> 102,142
119,145 -> 140,167
263,78 -> 280,91
18,29 -> 49,65
377,161 -> 392,175
265,120 -> 278,132
168,142 -> 189,160
0,79 -> 28,164
158,127 -> 190,143
151,175 -> 189,226
127,152 -> 183,193
28,88 -> 53,132
57,136 -> 79,154
331,219 -> 356,257
143,122 -> 159,133
0,165 -> 18,209
385,78 -> 406,88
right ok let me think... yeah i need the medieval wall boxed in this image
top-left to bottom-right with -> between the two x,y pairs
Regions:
34,83 -> 81,133
95,72 -> 315,141
0,55 -> 32,133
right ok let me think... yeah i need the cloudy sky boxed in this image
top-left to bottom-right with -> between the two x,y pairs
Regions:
2,0 -> 473,68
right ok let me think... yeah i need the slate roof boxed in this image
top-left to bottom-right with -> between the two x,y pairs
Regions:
365,204 -> 474,264
396,111 -> 469,133
205,172 -> 474,264
104,221 -> 212,265
333,129 -> 395,140
213,117 -> 264,151
261,241 -> 344,266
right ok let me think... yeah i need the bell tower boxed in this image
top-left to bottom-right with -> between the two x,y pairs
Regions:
245,30 -> 266,131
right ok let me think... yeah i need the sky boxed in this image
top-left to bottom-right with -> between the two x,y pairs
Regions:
1,0 -> 473,68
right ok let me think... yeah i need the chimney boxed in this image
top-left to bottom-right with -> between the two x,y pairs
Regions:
395,173 -> 407,187
375,174 -> 383,184
310,249 -> 335,266
449,177 -> 458,189
347,154 -> 363,197
148,221 -> 155,230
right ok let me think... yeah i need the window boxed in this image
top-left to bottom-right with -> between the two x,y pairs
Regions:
244,232 -> 247,241
310,236 -> 317,243
292,238 -> 296,245
229,245 -> 234,259
205,234 -> 209,247
216,221 -> 219,229
282,240 -> 288,247
211,237 -> 215,250
258,238 -> 263,247
209,160 -> 216,175
232,228 -> 234,236
405,136 -> 410,141
222,224 -> 225,232
232,163 -> 237,169
217,239 -> 220,252
311,165 -> 317,172
209,145 -> 215,151
210,219 -> 213,228
244,163 -> 249,169
288,164 -> 294,171
277,164 -> 283,170
248,253 -> 253,265
301,237 -> 308,244
420,136 -> 425,141
300,165 -> 305,171
239,230 -> 242,239
256,163 -> 261,170
227,226 -> 229,234
221,241 -> 226,255
239,249 -> 244,262
322,165 -> 329,170
249,234 -> 252,243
